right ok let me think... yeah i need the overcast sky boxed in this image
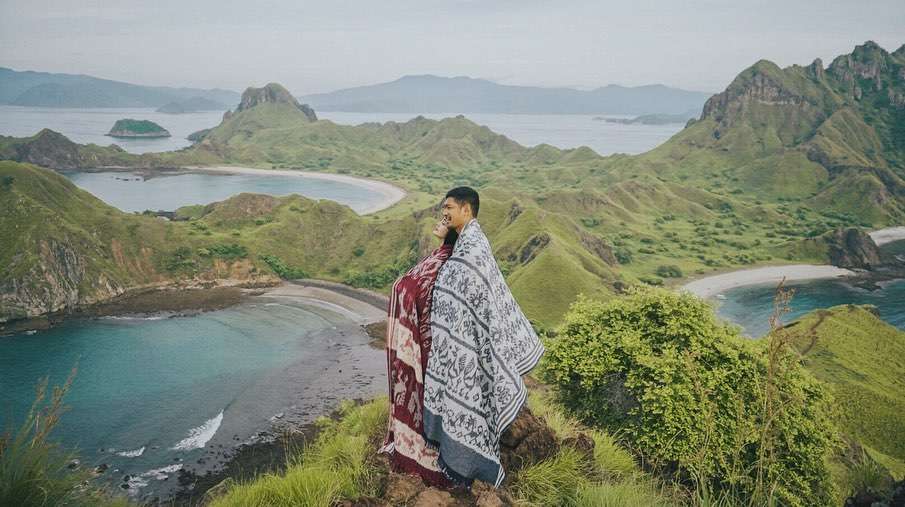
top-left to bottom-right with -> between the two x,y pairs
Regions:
1,0 -> 903,95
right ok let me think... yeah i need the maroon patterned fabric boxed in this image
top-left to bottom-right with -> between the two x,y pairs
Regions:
377,243 -> 457,488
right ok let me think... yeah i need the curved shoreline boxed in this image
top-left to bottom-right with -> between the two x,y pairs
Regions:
180,165 -> 408,215
869,226 -> 905,246
678,264 -> 857,299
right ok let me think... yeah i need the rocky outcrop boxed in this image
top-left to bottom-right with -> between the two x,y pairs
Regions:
509,233 -> 550,265
235,82 -> 317,121
11,129 -> 89,169
579,230 -> 618,265
824,228 -> 882,269
0,238 -> 127,323
339,405 -> 568,507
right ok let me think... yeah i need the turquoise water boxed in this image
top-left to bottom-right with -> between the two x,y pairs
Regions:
712,278 -> 905,338
0,296 -> 385,501
62,170 -> 389,214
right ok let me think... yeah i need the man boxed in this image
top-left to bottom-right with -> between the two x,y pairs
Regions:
422,186 -> 546,488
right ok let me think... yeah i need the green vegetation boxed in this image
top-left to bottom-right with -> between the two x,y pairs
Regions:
207,398 -> 387,506
540,285 -> 840,506
783,304 -> 905,479
106,118 -> 170,137
0,365 -> 134,507
261,254 -> 309,279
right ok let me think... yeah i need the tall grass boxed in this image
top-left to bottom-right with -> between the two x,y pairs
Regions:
523,390 -> 679,507
206,397 -> 388,507
0,363 -> 132,507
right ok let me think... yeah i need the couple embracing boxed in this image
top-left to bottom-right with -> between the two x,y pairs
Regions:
378,186 -> 546,489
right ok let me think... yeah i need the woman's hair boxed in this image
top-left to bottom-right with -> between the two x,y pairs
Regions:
443,226 -> 459,246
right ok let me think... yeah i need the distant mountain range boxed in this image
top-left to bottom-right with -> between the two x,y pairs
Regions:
300,74 -> 711,115
0,67 -> 239,109
1,67 -> 709,116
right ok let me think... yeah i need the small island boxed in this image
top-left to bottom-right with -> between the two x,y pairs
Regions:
106,119 -> 171,138
593,112 -> 696,125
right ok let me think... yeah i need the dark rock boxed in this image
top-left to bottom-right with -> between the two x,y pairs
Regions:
413,488 -> 458,507
825,228 -> 882,269
93,463 -> 109,474
13,129 -> 82,169
499,406 -> 559,480
509,233 -> 550,265
333,497 -> 386,507
66,459 -> 80,469
472,480 -> 514,506
383,472 -> 422,505
562,432 -> 596,463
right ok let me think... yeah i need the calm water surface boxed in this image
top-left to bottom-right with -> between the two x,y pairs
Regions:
713,278 -> 905,338
0,295 -> 385,501
62,170 -> 390,213
0,105 -> 685,156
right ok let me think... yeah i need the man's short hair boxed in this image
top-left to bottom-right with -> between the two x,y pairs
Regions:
445,186 -> 480,217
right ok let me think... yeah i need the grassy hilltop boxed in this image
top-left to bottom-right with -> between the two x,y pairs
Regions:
5,42 -> 904,328
3,42 -> 905,506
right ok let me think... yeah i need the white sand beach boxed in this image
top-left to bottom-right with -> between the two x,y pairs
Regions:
181,165 -> 407,215
256,280 -> 387,325
869,226 -> 905,246
679,264 -> 856,299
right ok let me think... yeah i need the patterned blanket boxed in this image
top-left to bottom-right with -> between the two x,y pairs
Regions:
377,243 -> 457,488
423,218 -> 546,487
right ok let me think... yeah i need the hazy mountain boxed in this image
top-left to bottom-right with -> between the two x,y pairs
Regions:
300,74 -> 711,115
0,67 -> 239,108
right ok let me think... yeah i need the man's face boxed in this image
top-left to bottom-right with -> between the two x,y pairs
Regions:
441,197 -> 470,231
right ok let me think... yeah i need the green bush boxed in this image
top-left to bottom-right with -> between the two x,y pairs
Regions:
204,243 -> 248,260
261,254 -> 309,279
655,265 -> 683,278
539,286 -> 839,506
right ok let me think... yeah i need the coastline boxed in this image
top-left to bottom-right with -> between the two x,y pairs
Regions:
678,264 -> 857,300
180,165 -> 408,215
869,226 -> 905,246
5,279 -> 391,504
164,280 -> 389,505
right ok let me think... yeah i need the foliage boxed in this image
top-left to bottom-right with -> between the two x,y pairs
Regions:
539,285 -> 839,506
207,397 -> 387,507
199,243 -> 248,260
655,264 -> 684,278
513,446 -> 589,506
0,364 -> 134,507
163,246 -> 196,273
261,254 -> 309,279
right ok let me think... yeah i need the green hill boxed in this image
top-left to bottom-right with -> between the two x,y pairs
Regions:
782,304 -> 905,478
2,42 -> 904,330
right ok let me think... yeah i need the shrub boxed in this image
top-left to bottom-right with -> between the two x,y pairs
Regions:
163,246 -> 196,272
539,286 -> 839,506
261,254 -> 309,279
205,243 -> 248,260
655,265 -> 683,278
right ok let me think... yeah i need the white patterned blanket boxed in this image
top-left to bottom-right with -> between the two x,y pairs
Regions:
423,218 -> 545,487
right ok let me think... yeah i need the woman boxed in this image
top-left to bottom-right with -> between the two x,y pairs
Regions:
377,216 -> 464,489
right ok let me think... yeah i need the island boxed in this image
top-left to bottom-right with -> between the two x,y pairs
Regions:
593,112 -> 697,125
105,119 -> 171,138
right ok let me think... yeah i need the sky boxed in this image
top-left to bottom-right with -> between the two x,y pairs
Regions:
1,0 -> 903,95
